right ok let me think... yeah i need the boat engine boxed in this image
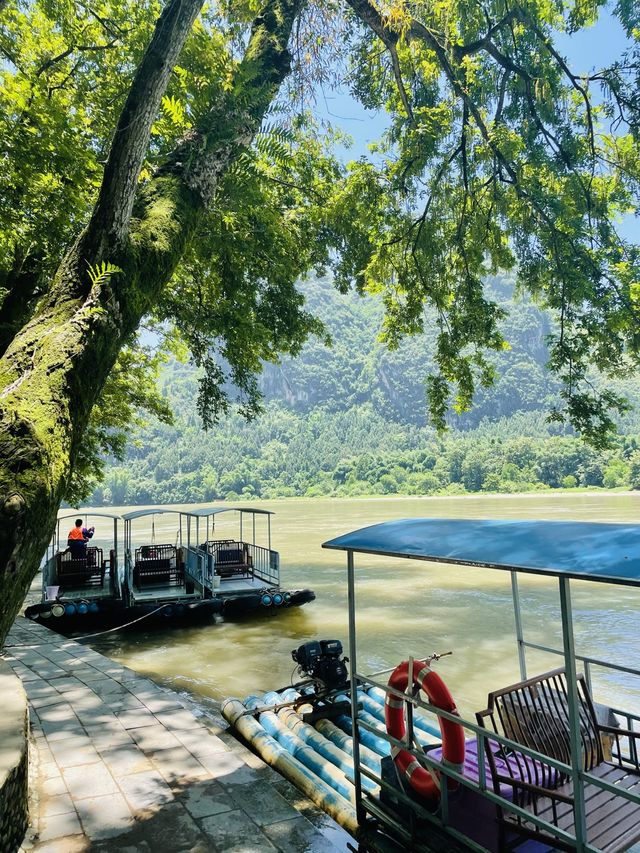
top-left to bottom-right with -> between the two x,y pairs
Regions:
291,639 -> 349,691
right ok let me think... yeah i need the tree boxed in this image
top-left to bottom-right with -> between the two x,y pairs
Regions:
1,0 -> 640,645
630,452 -> 640,490
0,0 -> 315,641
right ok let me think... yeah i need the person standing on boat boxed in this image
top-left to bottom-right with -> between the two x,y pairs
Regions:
67,518 -> 92,558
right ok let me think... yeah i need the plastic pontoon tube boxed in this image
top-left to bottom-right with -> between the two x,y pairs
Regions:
364,687 -> 442,742
336,713 -> 391,757
292,704 -> 382,774
263,691 -> 381,777
221,698 -> 358,835
278,706 -> 379,794
244,696 -> 356,803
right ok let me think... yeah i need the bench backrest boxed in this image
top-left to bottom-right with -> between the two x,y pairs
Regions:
217,547 -> 244,565
477,667 -> 602,805
136,558 -> 172,573
135,544 -> 176,566
201,539 -> 235,555
58,547 -> 103,575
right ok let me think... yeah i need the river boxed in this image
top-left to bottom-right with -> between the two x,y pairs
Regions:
85,492 -> 640,718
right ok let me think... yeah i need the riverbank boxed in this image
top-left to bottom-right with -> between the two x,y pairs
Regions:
2,616 -> 353,852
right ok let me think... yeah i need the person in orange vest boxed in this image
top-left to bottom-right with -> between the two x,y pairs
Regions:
67,518 -> 91,558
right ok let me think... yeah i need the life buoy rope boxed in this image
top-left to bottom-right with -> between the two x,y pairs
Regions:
385,659 -> 465,800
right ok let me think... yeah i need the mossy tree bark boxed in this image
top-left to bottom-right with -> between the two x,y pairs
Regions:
0,0 -> 301,645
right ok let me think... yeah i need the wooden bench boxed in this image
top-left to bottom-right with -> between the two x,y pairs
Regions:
133,544 -> 183,589
57,547 -> 105,589
476,667 -> 640,852
211,542 -> 252,578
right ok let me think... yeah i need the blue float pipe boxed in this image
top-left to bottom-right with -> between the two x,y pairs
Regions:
336,713 -> 391,757
221,698 -> 357,834
278,706 -> 378,794
334,694 -> 389,740
270,692 -> 382,774
244,697 -> 355,802
366,685 -> 441,740
294,707 -> 382,774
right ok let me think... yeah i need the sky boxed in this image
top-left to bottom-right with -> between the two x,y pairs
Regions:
314,9 -> 633,155
311,8 -> 636,240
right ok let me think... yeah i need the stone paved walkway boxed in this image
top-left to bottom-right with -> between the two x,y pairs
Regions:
2,617 -> 354,853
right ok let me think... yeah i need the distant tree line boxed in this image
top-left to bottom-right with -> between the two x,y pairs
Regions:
89,403 -> 640,506
87,275 -> 640,507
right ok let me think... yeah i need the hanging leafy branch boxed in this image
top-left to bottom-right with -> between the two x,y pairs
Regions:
332,0 -> 640,446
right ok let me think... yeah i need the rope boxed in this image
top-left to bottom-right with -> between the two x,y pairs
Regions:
68,604 -> 172,642
3,604 -> 170,648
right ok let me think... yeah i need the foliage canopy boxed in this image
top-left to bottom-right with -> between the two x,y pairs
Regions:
1,0 -> 640,507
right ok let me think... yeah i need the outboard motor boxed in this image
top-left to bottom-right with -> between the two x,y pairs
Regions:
291,639 -> 349,692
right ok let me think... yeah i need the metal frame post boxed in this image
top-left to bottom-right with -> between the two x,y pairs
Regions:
511,571 -> 527,680
559,577 -> 587,852
347,550 -> 364,824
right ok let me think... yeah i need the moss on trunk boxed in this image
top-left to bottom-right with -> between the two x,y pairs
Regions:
0,0 -> 302,645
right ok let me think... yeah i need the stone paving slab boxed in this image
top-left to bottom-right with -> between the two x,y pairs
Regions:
2,616 -> 354,852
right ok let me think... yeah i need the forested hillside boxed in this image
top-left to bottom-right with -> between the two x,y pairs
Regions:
91,277 -> 640,505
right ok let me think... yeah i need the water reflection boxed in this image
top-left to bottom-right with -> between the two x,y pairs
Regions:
86,492 -> 640,715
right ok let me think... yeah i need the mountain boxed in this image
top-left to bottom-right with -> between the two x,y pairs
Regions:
89,276 -> 640,505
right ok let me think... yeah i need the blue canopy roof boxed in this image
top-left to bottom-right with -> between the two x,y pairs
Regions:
189,506 -> 274,518
58,511 -> 122,522
322,518 -> 640,587
122,505 -> 273,522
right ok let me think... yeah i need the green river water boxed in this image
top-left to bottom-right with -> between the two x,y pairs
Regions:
87,492 -> 639,718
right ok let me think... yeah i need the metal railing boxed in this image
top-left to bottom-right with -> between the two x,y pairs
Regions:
246,543 -> 279,586
198,540 -> 280,588
185,547 -> 205,588
351,667 -> 640,853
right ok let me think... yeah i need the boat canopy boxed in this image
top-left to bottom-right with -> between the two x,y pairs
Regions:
122,508 -> 189,521
323,518 -> 640,587
58,511 -> 123,521
189,506 -> 274,518
121,506 -> 274,521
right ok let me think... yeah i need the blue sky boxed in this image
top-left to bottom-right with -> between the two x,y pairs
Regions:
312,9 -> 636,241
315,9 -> 633,157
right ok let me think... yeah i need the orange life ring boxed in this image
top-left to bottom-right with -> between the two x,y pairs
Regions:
385,660 -> 465,800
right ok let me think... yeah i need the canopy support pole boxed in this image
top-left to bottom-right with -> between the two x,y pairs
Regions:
511,571 -> 527,680
559,577 -> 587,852
347,550 -> 364,824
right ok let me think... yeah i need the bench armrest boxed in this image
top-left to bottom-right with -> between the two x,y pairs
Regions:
599,724 -> 640,740
495,774 -> 574,804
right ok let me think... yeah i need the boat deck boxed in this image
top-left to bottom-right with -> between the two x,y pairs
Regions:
131,585 -> 202,603
217,576 -> 269,595
56,585 -> 115,601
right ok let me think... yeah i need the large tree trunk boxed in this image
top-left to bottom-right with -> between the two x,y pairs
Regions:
0,0 -> 301,645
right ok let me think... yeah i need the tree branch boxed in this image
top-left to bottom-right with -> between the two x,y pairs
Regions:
86,0 -> 204,254
36,39 -> 122,77
453,8 -> 520,59
158,1 -> 301,207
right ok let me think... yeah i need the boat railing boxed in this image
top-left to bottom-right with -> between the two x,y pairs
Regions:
246,543 -> 279,586
199,540 -> 279,587
42,554 -> 56,594
185,546 -> 206,588
349,665 -> 640,853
